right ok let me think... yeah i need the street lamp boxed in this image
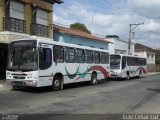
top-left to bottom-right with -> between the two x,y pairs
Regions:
128,22 -> 144,55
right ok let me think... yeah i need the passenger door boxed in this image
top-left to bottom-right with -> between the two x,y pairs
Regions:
38,43 -> 53,86
122,56 -> 126,70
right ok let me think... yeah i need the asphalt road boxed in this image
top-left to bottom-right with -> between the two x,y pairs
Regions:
0,74 -> 160,119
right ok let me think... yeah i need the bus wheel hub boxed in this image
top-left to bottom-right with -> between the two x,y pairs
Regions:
54,80 -> 60,87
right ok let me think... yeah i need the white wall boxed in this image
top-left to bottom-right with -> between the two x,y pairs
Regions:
134,50 -> 155,64
108,38 -> 115,54
147,51 -> 155,64
134,51 -> 145,57
107,38 -> 134,55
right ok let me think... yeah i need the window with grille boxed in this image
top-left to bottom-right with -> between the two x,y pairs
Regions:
10,1 -> 24,20
36,9 -> 48,26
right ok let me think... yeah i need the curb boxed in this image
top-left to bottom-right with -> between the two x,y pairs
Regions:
144,72 -> 160,77
0,80 -> 12,91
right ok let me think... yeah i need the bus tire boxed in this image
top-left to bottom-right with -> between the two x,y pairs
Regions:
91,73 -> 98,85
126,72 -> 130,80
52,76 -> 63,91
139,71 -> 142,78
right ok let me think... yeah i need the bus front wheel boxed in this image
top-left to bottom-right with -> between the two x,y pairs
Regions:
126,72 -> 130,80
139,71 -> 142,78
52,76 -> 63,91
91,73 -> 98,85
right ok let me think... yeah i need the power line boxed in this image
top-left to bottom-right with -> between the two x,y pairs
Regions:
55,3 -> 108,27
54,0 -> 135,30
55,0 -> 120,24
0,1 -> 134,39
90,0 -> 122,15
0,3 -> 108,38
103,0 -> 125,15
54,1 -> 139,39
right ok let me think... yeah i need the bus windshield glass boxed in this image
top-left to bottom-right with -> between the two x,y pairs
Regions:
7,40 -> 38,71
110,55 -> 121,69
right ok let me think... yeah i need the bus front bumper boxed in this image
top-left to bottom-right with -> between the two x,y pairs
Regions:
109,72 -> 126,79
11,80 -> 37,87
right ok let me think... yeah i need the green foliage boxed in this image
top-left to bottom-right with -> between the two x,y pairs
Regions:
106,35 -> 119,39
70,22 -> 91,34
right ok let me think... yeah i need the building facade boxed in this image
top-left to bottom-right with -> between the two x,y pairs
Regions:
0,0 -> 63,78
134,43 -> 156,72
107,36 -> 134,55
53,24 -> 110,50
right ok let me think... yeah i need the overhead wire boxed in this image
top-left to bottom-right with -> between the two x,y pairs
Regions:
54,2 -> 108,27
0,1 -> 131,38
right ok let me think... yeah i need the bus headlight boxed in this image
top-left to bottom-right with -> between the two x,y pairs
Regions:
25,80 -> 37,87
6,72 -> 10,76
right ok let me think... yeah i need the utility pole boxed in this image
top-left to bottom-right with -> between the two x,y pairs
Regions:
128,22 -> 144,55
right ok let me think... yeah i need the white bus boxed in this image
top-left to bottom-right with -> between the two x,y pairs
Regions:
6,38 -> 110,90
110,54 -> 147,79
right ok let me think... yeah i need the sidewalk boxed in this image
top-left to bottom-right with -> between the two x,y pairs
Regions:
0,79 -> 12,91
144,72 -> 160,77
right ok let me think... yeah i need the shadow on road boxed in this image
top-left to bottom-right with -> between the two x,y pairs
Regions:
12,79 -> 110,93
147,88 -> 160,93
108,76 -> 143,81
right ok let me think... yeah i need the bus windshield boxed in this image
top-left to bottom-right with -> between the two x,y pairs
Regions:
110,55 -> 121,69
7,41 -> 38,71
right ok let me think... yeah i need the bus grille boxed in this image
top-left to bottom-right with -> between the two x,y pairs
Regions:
110,75 -> 118,76
13,76 -> 25,79
12,81 -> 24,86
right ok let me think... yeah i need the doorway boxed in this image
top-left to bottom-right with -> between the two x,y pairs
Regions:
0,43 -> 8,79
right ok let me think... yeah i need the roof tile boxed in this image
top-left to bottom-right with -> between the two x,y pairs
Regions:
53,24 -> 111,43
135,43 -> 155,52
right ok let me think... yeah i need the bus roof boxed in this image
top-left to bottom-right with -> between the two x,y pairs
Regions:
10,37 -> 109,53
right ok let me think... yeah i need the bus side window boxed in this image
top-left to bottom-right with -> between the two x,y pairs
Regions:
122,56 -> 126,69
131,57 -> 134,66
100,52 -> 107,64
143,58 -> 147,65
65,47 -> 75,63
94,51 -> 100,64
127,57 -> 130,66
85,50 -> 93,63
100,52 -> 109,64
106,53 -> 109,64
76,49 -> 85,63
53,46 -> 64,63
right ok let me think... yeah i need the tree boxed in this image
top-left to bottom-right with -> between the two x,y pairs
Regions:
106,35 -> 119,39
70,22 -> 91,34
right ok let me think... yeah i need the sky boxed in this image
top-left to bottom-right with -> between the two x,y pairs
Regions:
54,0 -> 160,48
